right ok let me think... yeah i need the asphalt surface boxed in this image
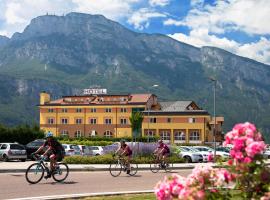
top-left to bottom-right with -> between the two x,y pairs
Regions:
0,170 -> 192,200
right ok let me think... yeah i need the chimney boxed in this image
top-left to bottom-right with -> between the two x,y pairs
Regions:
40,91 -> 50,105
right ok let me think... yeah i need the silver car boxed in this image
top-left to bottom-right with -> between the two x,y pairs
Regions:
0,143 -> 27,162
178,146 -> 203,163
88,146 -> 105,156
62,144 -> 81,156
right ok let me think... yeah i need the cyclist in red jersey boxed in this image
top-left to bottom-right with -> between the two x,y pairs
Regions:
154,139 -> 170,164
33,131 -> 64,179
115,139 -> 132,174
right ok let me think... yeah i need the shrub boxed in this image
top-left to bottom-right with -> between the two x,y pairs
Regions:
64,154 -> 184,164
155,122 -> 270,200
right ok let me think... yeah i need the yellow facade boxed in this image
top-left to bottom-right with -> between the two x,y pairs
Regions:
142,115 -> 211,144
40,105 -> 145,138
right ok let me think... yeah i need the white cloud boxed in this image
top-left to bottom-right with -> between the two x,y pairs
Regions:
149,0 -> 170,7
175,0 -> 270,35
72,0 -> 139,20
163,18 -> 183,26
128,8 -> 167,30
168,30 -> 270,65
0,0 -> 140,37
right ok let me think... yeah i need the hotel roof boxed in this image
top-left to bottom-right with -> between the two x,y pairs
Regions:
40,93 -> 153,106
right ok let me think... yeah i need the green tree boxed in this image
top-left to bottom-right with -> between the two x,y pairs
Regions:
129,112 -> 144,140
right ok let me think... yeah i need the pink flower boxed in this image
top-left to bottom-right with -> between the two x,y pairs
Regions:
245,141 -> 266,158
207,153 -> 214,162
244,157 -> 252,164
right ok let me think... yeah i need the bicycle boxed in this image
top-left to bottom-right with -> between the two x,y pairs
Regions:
25,155 -> 69,184
109,155 -> 138,177
150,154 -> 173,173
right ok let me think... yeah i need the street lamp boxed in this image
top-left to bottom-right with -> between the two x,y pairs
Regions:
209,77 -> 217,161
147,84 -> 159,142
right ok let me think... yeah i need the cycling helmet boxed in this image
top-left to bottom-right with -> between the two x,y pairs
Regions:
158,139 -> 163,143
45,131 -> 53,138
120,139 -> 126,143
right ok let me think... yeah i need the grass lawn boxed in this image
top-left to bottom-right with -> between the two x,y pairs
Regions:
83,193 -> 156,200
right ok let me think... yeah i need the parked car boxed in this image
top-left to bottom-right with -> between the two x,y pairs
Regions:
78,145 -> 91,156
181,146 -> 208,162
0,143 -> 27,162
263,150 -> 270,159
25,139 -> 46,160
193,146 -> 230,158
62,144 -> 81,156
216,146 -> 230,153
178,146 -> 203,163
88,146 -> 105,156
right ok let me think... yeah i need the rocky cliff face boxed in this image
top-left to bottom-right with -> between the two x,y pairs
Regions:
0,12 -> 269,141
0,36 -> 9,48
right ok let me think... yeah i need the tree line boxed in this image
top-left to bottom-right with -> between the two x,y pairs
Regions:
0,124 -> 44,145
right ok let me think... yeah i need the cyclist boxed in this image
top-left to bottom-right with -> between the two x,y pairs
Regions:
154,139 -> 170,166
33,131 -> 65,179
115,139 -> 132,174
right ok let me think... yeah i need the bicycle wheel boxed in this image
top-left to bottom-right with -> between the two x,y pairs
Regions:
25,163 -> 44,184
165,162 -> 173,172
128,163 -> 138,176
109,160 -> 122,177
52,163 -> 69,182
150,160 -> 160,173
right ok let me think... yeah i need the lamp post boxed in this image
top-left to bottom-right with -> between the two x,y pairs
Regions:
209,77 -> 217,161
147,84 -> 159,142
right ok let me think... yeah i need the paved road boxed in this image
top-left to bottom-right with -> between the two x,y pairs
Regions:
0,170 -> 192,200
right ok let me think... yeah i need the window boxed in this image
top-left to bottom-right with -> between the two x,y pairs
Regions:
89,130 -> 97,137
104,130 -> 113,138
105,108 -> 112,113
167,118 -> 171,123
75,130 -> 82,138
76,118 -> 82,124
145,130 -> 155,137
105,118 -> 112,124
76,108 -> 82,113
120,118 -> 127,124
89,118 -> 97,124
189,117 -> 196,123
61,130 -> 69,137
189,130 -> 200,141
0,144 -> 7,149
62,108 -> 67,113
150,118 -> 156,123
48,118 -> 54,124
120,108 -> 127,113
61,118 -> 68,124
10,144 -> 25,150
48,108 -> 54,113
160,131 -> 170,140
90,108 -> 96,113
174,131 -> 186,141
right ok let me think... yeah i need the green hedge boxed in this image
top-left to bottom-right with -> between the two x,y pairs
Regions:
63,154 -> 184,164
57,136 -> 160,143
59,140 -> 113,146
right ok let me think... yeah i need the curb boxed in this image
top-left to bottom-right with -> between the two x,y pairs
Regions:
1,162 -> 269,173
0,166 -> 195,173
6,190 -> 155,200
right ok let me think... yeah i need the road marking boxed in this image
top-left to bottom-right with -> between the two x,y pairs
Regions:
6,190 -> 155,200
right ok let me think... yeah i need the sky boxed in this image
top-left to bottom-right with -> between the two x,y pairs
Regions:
0,0 -> 270,65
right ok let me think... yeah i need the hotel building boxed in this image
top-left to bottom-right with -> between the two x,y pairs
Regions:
39,91 -> 224,144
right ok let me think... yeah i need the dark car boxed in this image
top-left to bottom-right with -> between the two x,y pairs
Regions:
25,139 -> 46,159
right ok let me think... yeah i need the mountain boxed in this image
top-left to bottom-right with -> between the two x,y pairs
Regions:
0,12 -> 269,142
0,35 -> 9,48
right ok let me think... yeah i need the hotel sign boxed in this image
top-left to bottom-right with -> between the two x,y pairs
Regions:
83,88 -> 107,95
